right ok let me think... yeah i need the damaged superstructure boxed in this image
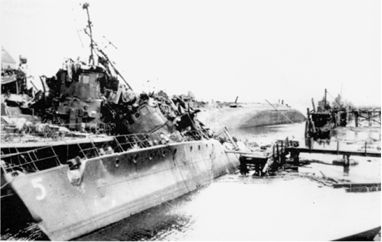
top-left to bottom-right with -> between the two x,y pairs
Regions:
0,3 -> 239,240
1,48 -> 33,116
305,89 -> 348,140
1,3 -> 209,142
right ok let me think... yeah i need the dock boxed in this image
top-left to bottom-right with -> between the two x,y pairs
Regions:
231,139 -> 381,176
351,108 -> 381,127
287,146 -> 380,158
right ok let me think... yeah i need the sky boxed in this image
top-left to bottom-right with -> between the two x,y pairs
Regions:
1,0 -> 380,112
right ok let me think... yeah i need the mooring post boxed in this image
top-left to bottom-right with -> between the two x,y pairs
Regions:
368,110 -> 372,126
343,164 -> 349,176
343,154 -> 350,166
364,141 -> 367,155
355,111 -> 359,127
343,154 -> 350,176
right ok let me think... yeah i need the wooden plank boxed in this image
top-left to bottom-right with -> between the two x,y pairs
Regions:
333,183 -> 381,188
286,147 -> 380,158
225,150 -> 270,159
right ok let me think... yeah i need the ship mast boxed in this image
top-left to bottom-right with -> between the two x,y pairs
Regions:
82,3 -> 95,66
81,2 -> 133,90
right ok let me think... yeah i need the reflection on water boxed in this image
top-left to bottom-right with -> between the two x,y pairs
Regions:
231,122 -> 306,145
3,122 -> 380,240
78,122 -> 380,241
78,173 -> 380,241
1,222 -> 47,241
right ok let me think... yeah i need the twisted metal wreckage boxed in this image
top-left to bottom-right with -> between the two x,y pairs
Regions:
1,7 -> 210,143
1,3 -> 381,241
0,4 -> 240,241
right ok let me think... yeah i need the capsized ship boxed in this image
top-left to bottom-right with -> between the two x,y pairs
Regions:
0,3 -> 239,240
2,133 -> 238,240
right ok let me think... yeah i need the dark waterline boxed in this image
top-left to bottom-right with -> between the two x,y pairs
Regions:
77,122 -> 380,241
2,122 -> 380,240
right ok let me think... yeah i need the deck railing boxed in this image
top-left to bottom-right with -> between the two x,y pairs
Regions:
1,146 -> 62,174
0,130 -> 207,175
0,122 -> 113,143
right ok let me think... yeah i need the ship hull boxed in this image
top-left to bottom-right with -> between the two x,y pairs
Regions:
6,139 -> 238,241
198,104 -> 305,131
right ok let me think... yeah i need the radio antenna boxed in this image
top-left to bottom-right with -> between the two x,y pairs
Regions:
82,3 -> 95,66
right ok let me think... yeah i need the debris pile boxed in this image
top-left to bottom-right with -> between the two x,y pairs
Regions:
1,52 -> 211,144
1,4 -> 211,144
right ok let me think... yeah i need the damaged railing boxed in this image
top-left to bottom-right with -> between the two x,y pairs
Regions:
180,129 -> 211,141
0,122 -> 113,143
0,130 -> 210,175
0,146 -> 62,175
0,134 -> 151,175
75,133 -> 154,160
55,122 -> 113,134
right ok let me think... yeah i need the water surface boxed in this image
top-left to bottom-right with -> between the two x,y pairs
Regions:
78,122 -> 380,241
2,122 -> 380,240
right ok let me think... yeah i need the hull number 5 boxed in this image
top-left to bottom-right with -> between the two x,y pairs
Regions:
31,178 -> 46,200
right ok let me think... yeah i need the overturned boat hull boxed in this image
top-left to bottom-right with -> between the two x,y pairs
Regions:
198,104 -> 305,131
6,139 -> 238,240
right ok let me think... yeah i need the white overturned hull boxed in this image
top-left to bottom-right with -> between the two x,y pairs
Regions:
7,139 -> 238,240
198,104 -> 305,131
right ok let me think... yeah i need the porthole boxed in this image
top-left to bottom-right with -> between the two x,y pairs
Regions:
190,146 -> 193,152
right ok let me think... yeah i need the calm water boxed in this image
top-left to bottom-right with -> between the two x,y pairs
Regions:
2,122 -> 381,240
78,122 -> 380,241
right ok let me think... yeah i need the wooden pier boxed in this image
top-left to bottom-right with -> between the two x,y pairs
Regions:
233,139 -> 380,176
351,108 -> 381,127
305,89 -> 380,139
287,146 -> 380,158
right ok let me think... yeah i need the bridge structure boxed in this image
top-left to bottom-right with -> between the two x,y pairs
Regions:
228,138 -> 381,177
351,108 -> 381,127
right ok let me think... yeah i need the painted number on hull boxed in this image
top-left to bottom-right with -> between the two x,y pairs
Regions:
31,178 -> 46,200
